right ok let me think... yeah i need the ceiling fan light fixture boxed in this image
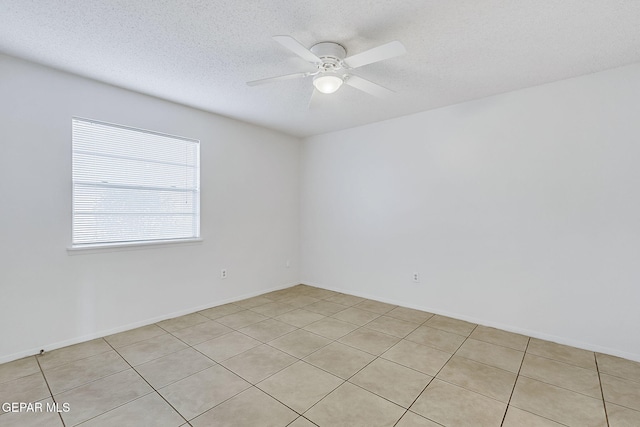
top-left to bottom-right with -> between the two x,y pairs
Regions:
313,73 -> 343,94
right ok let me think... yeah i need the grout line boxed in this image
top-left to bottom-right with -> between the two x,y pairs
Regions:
35,341 -> 113,372
7,286 -> 629,427
185,317 -> 343,422
286,415 -> 319,426
263,332 -> 336,360
253,310 -> 381,420
452,350 -> 522,374
515,372 -> 608,401
523,349 -> 598,372
393,324 -> 478,426
594,353 -> 611,427
289,307 -> 447,425
34,355 -> 67,427
103,340 -> 190,426
499,336 -> 530,427
73,391 -> 157,426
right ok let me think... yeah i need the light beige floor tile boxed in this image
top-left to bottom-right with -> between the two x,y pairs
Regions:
262,288 -> 297,301
198,303 -> 243,320
288,416 -> 318,427
303,317 -> 358,340
437,356 -> 516,403
411,379 -> 507,427
405,325 -> 466,353
527,338 -> 596,370
302,288 -> 338,300
0,356 -> 39,384
470,325 -> 529,351
268,329 -> 331,358
104,324 -> 167,349
502,406 -> 564,426
325,293 -> 365,307
238,319 -> 297,343
249,302 -> 297,317
117,334 -> 188,366
365,316 -> 420,338
220,344 -> 296,384
169,320 -> 231,346
339,328 -> 400,356
282,289 -> 315,300
57,369 -> 152,426
215,310 -> 268,330
425,315 -> 476,337
597,353 -> 640,383
385,307 -> 434,324
601,373 -> 640,411
395,411 -> 442,427
607,402 -> 640,427
233,295 -> 275,309
43,350 -> 129,394
332,307 -> 381,326
258,361 -> 343,413
510,376 -> 607,426
37,339 -> 111,370
158,365 -> 250,420
395,411 -> 441,427
354,299 -> 397,314
520,353 -> 601,398
135,348 -> 215,388
79,393 -> 184,427
305,300 -> 350,316
0,372 -> 50,413
278,294 -> 319,308
275,308 -> 325,328
304,342 -> 375,379
156,313 -> 210,333
305,382 -> 405,427
10,288 -> 637,427
0,398 -> 64,427
190,387 -> 297,427
350,358 -> 431,408
193,331 -> 261,362
456,338 -> 524,373
381,339 -> 451,376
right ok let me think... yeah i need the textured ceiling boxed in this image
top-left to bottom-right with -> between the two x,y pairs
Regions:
1,1 -> 640,137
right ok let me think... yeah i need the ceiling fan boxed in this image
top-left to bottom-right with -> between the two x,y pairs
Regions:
247,35 -> 406,101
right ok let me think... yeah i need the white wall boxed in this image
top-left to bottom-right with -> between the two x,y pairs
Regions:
0,54 -> 301,363
301,63 -> 640,362
2,52 -> 639,365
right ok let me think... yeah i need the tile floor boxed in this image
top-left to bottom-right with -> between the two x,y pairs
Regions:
1,284 -> 639,426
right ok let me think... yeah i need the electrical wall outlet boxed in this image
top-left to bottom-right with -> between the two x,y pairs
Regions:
221,269 -> 228,279
413,272 -> 419,283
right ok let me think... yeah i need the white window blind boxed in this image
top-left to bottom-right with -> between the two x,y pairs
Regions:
72,118 -> 200,246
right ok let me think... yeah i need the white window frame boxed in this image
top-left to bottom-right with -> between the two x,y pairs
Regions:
69,117 -> 201,251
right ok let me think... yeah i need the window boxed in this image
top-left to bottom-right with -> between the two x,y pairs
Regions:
72,118 -> 200,247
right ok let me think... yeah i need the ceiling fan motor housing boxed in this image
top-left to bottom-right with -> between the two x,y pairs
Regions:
247,35 -> 404,99
310,42 -> 347,72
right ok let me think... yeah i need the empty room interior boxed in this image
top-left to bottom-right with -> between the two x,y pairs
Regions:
1,1 -> 639,427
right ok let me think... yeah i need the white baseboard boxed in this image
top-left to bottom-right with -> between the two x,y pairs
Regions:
301,280 -> 640,363
0,282 -> 299,365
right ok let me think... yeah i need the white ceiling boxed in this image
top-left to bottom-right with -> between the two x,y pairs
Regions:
1,1 -> 640,137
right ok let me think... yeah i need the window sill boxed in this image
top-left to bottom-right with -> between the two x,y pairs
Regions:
67,238 -> 203,255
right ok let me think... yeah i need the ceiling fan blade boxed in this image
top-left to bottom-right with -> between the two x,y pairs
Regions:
273,35 -> 322,64
344,75 -> 395,98
247,72 -> 310,86
343,41 -> 406,69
